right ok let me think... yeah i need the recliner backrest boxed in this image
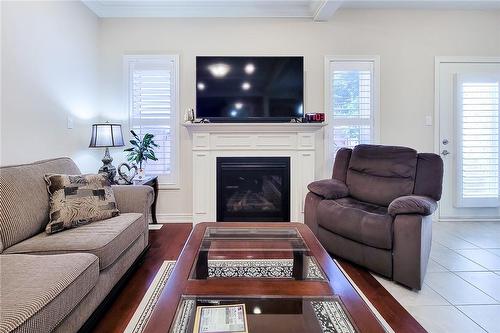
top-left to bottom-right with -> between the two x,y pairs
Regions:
346,145 -> 418,206
0,158 -> 81,251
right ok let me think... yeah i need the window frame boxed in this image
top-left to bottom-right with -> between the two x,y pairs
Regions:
324,55 -> 380,177
123,54 -> 180,188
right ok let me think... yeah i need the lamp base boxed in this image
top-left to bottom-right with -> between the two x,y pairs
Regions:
99,147 -> 117,184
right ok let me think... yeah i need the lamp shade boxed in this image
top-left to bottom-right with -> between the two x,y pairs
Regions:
89,123 -> 125,148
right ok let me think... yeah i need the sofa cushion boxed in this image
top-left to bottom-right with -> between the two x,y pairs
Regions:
0,158 -> 81,251
44,173 -> 119,234
317,197 -> 393,249
4,213 -> 144,270
0,253 -> 98,333
346,145 -> 418,206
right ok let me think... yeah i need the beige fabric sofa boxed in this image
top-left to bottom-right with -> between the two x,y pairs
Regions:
0,158 -> 153,333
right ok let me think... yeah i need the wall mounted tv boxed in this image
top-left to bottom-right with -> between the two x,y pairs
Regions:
196,56 -> 304,122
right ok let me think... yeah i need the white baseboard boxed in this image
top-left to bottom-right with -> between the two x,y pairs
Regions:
156,213 -> 193,224
438,218 -> 500,222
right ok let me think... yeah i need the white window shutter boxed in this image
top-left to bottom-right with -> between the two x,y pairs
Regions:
126,56 -> 178,185
456,74 -> 500,207
329,60 -> 376,158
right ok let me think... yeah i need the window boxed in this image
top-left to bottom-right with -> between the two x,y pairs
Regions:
456,75 -> 500,207
325,56 -> 379,172
124,55 -> 179,185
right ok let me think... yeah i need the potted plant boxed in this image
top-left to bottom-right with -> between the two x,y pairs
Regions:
124,130 -> 159,179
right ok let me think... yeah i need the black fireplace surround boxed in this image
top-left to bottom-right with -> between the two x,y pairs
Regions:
217,157 -> 291,222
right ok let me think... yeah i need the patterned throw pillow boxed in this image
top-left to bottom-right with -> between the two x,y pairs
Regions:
44,173 -> 119,234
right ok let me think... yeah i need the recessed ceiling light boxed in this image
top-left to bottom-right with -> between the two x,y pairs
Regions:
208,63 -> 230,78
235,102 -> 243,109
230,110 -> 238,117
242,82 -> 251,90
197,82 -> 205,90
245,63 -> 255,74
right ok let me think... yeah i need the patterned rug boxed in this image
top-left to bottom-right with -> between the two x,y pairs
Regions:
124,259 -> 393,333
124,261 -> 176,333
207,258 -> 326,280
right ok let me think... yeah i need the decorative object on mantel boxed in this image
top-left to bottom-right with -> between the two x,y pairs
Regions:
304,113 -> 325,123
193,118 -> 210,123
124,130 -> 159,180
117,163 -> 138,184
89,122 -> 125,183
184,108 -> 195,123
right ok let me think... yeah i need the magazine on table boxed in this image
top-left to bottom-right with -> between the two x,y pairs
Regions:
193,303 -> 248,333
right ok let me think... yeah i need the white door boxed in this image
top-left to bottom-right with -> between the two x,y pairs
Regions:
438,60 -> 500,220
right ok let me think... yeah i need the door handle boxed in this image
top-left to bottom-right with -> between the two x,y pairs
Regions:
442,150 -> 450,156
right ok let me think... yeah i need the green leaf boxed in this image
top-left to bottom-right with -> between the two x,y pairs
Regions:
145,152 -> 156,159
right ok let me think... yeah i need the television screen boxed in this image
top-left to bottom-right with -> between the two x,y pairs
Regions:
196,56 -> 304,122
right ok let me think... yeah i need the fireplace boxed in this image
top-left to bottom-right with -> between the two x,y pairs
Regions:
217,157 -> 291,222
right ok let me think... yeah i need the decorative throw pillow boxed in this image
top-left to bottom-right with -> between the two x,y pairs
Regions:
44,173 -> 119,234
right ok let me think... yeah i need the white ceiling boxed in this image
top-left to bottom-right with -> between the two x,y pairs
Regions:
82,0 -> 500,21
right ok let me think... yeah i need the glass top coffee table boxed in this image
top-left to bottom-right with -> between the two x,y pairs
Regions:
143,222 -> 387,333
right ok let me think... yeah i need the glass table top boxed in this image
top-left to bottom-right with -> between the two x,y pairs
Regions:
201,227 -> 308,251
169,295 -> 358,333
189,227 -> 327,281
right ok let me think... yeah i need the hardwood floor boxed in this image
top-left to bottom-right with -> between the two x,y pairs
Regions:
92,223 -> 425,333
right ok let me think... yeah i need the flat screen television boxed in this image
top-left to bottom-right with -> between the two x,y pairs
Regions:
196,56 -> 304,122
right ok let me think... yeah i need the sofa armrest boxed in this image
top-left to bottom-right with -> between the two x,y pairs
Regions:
307,179 -> 348,200
388,195 -> 437,216
112,185 -> 154,215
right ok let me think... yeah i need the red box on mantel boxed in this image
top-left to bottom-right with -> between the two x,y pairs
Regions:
305,113 -> 325,122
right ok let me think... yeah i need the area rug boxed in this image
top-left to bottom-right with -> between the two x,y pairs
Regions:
124,261 -> 176,333
207,257 -> 326,280
148,224 -> 163,230
124,259 -> 393,333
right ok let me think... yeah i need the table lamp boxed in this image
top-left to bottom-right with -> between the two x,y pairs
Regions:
89,122 -> 124,183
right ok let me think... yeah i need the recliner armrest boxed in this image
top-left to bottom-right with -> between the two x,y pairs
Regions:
307,179 -> 348,200
388,195 -> 437,216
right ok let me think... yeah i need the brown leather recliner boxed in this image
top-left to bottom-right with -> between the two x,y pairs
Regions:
305,144 -> 443,290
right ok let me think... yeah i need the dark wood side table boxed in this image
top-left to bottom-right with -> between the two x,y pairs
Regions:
132,176 -> 159,224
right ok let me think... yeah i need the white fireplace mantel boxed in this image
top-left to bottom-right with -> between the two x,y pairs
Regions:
183,122 -> 326,224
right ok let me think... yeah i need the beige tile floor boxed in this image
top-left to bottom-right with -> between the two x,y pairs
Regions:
374,221 -> 500,333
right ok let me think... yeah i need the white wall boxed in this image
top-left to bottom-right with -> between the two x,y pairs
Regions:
1,6 -> 499,219
98,10 -> 500,219
1,0 -> 101,172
